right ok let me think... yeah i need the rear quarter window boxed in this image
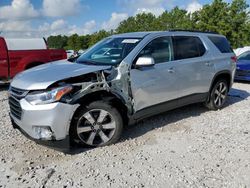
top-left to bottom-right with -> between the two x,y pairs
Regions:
208,36 -> 233,53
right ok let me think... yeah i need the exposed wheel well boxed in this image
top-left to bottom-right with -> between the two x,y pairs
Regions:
25,62 -> 44,70
210,72 -> 231,92
72,91 -> 129,126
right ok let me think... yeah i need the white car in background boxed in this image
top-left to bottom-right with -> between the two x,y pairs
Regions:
78,49 -> 86,55
66,50 -> 75,59
234,46 -> 250,56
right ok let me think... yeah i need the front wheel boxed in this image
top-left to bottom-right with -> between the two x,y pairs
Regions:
205,79 -> 229,110
71,101 -> 123,147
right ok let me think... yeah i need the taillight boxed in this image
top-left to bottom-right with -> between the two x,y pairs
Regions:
231,56 -> 237,63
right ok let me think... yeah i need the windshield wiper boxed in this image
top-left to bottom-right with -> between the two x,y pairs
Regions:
76,59 -> 117,66
76,59 -> 99,65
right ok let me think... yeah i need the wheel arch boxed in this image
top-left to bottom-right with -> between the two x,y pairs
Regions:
70,90 -> 129,129
209,70 -> 232,92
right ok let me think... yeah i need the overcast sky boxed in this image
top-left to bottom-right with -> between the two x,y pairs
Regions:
0,0 -> 248,38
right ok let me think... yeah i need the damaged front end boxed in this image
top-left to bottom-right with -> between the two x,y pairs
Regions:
51,63 -> 134,116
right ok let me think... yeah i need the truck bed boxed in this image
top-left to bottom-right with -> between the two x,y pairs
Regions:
8,49 -> 66,78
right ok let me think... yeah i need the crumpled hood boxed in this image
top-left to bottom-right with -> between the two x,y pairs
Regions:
11,60 -> 111,90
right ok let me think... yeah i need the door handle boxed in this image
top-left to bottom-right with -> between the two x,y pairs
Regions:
168,67 -> 175,73
205,62 -> 213,67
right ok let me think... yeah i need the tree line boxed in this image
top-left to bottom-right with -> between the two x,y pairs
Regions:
47,0 -> 250,50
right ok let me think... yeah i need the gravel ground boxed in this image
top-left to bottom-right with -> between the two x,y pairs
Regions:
0,82 -> 250,188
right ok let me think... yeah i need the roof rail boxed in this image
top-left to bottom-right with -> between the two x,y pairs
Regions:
169,29 -> 219,34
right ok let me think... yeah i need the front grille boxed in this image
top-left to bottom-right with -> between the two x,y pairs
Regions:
9,96 -> 22,120
8,87 -> 29,120
9,87 -> 28,98
236,70 -> 250,77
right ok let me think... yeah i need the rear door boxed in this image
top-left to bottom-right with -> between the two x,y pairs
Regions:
0,38 -> 9,80
171,35 -> 215,97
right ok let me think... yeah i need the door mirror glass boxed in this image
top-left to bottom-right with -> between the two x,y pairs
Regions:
135,56 -> 155,68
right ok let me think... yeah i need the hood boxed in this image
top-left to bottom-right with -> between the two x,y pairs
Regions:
11,60 -> 111,90
236,60 -> 250,70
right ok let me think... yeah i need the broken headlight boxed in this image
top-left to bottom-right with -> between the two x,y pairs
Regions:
25,86 -> 73,105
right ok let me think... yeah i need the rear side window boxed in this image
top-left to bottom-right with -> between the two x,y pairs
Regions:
208,36 -> 233,53
173,36 -> 206,60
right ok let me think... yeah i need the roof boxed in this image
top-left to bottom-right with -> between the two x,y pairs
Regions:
5,38 -> 47,50
111,31 -> 222,39
112,32 -> 153,38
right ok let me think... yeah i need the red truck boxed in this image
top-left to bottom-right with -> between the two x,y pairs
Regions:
0,37 -> 67,83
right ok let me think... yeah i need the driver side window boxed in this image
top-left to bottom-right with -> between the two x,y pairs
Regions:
138,37 -> 173,64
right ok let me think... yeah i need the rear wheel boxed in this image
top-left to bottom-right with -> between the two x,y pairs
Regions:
71,101 -> 123,147
205,79 -> 229,110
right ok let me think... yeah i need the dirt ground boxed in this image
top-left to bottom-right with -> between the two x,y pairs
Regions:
0,82 -> 250,188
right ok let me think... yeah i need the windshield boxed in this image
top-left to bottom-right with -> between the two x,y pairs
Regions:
76,37 -> 141,65
238,51 -> 250,61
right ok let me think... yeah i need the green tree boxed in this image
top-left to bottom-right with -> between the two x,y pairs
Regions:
228,0 -> 250,47
46,0 -> 250,50
89,30 -> 111,46
47,35 -> 68,49
193,0 -> 249,48
156,7 -> 193,30
116,13 -> 157,33
77,35 -> 91,50
193,0 -> 230,33
67,34 -> 79,50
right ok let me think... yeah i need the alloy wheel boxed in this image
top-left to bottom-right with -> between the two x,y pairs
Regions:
76,109 -> 116,146
214,82 -> 228,107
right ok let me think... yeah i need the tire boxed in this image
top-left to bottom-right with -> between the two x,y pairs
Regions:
71,101 -> 123,147
205,79 -> 229,110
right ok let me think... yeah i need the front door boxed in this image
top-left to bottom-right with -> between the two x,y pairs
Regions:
130,36 -> 179,112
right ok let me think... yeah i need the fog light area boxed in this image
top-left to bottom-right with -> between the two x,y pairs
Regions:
33,126 -> 53,140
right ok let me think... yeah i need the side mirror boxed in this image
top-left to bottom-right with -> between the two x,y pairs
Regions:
135,57 -> 155,68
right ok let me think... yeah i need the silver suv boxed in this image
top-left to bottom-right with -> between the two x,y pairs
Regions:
9,31 -> 236,149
